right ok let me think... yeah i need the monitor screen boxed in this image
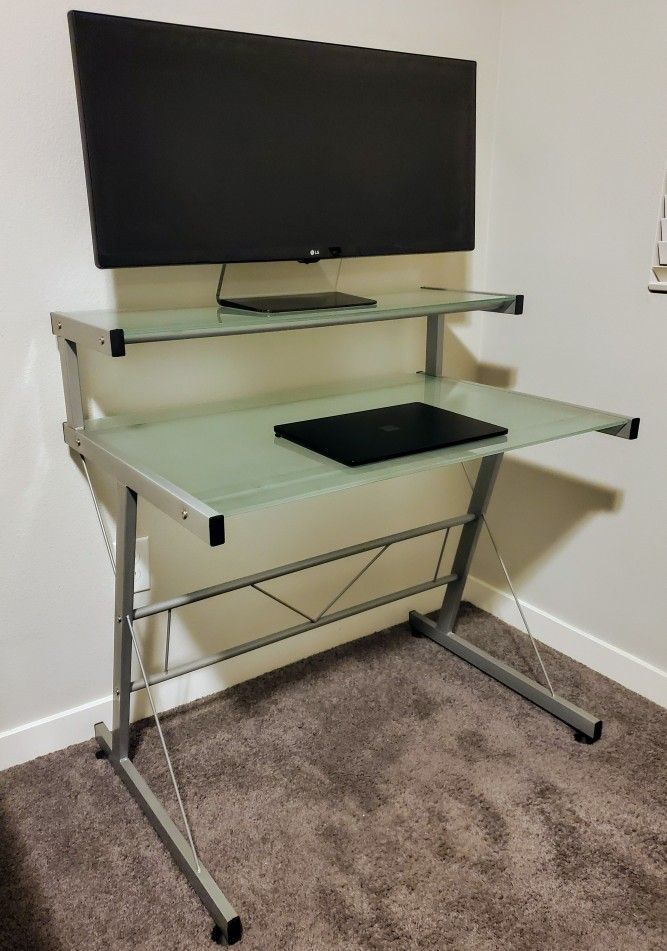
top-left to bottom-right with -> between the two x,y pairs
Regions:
68,11 -> 476,268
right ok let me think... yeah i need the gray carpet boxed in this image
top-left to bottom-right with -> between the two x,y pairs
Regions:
0,603 -> 665,950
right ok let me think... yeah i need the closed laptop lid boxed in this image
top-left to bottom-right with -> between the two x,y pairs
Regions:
274,402 -> 508,466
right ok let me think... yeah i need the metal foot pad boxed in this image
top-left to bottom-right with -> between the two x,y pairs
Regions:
408,612 -> 603,742
93,721 -> 241,943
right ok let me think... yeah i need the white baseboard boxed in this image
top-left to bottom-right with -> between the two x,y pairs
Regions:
0,694 -> 113,772
465,575 -> 666,708
0,666 -> 241,771
2,584 -> 664,772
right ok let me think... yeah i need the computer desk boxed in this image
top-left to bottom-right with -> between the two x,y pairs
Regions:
51,289 -> 638,944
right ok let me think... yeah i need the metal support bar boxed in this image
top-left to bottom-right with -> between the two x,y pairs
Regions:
432,528 -> 450,582
57,337 -> 85,429
112,485 -> 137,759
127,615 -> 201,873
131,572 -> 457,692
315,544 -> 388,620
437,454 -> 503,634
252,583 -> 315,623
81,457 -> 116,574
460,463 -> 555,697
409,452 -> 602,741
98,482 -> 242,939
425,312 -> 445,377
134,513 -> 474,622
94,723 -> 242,944
164,610 -> 172,672
408,612 -> 601,741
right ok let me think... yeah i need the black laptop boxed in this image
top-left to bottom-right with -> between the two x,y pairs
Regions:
274,402 -> 507,467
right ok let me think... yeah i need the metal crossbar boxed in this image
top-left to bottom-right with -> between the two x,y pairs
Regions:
250,544 -> 390,626
133,513 -> 474,622
128,517 -> 463,693
131,572 -> 457,693
81,469 -> 467,703
251,583 -> 315,623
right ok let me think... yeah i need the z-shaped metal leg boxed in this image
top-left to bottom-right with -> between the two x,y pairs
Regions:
409,454 -> 602,742
95,484 -> 242,944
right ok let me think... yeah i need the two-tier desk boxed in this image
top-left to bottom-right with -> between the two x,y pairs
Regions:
52,288 -> 637,944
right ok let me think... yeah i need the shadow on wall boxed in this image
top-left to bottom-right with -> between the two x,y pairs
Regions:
473,453 -> 622,590
442,317 -> 518,387
107,252 -> 472,312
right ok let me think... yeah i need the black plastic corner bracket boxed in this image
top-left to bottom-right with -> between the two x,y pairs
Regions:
601,417 -> 640,440
109,328 -> 126,357
575,720 -> 602,744
514,294 -> 524,315
209,514 -> 226,547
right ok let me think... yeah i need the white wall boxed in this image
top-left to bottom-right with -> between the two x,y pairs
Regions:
472,0 -> 667,701
4,1 -> 664,771
0,0 -> 505,768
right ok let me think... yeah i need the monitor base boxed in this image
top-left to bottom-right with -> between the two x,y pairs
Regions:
218,291 -> 377,314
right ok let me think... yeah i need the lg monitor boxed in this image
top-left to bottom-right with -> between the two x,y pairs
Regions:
68,11 -> 476,312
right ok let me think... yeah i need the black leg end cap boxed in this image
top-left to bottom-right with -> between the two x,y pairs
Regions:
211,917 -> 243,945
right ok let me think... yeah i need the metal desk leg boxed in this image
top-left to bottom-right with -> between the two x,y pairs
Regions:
409,454 -> 603,742
95,484 -> 242,944
111,484 -> 136,759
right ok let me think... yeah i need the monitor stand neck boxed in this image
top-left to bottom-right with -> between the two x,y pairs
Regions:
215,263 -> 376,314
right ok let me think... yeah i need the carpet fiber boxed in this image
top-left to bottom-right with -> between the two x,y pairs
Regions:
1,604 -> 665,950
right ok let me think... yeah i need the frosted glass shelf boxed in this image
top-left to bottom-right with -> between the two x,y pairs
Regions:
51,288 -> 521,355
75,374 -> 630,543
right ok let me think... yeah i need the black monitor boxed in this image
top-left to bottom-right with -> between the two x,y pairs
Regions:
68,11 -> 476,312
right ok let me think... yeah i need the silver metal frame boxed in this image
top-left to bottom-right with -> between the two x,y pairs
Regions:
52,298 -> 634,941
131,571 -> 458,694
52,312 -> 125,356
95,723 -> 242,943
408,475 -> 603,740
94,481 -> 464,941
133,513 -> 472,622
91,458 -> 602,944
408,612 -> 601,739
97,484 -> 242,944
418,315 -> 602,741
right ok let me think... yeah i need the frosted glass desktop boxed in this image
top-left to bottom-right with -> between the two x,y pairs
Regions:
82,374 -> 629,519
